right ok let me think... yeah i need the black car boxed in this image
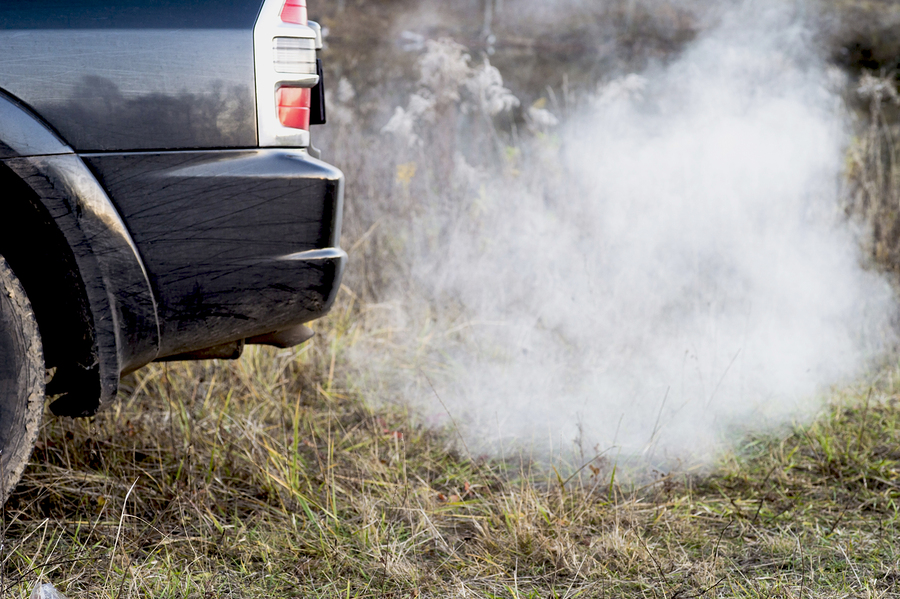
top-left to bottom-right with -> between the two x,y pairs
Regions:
0,0 -> 345,498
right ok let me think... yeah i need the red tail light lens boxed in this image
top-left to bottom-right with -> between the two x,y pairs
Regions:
276,86 -> 311,130
280,0 -> 307,25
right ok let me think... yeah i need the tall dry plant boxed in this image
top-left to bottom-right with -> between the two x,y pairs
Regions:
846,73 -> 900,270
322,39 -> 530,304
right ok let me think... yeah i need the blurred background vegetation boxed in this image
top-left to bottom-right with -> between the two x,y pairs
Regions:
311,0 -> 900,291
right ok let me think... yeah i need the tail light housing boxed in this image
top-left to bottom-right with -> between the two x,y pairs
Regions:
254,0 -> 323,147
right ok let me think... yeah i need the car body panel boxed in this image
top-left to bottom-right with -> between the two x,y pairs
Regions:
0,92 -> 160,414
0,0 -> 263,29
0,1 -> 263,151
0,91 -> 70,158
83,149 -> 344,358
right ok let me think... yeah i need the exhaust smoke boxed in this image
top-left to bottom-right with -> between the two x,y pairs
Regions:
337,1 -> 896,471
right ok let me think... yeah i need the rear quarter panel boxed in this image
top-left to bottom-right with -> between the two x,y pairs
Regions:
0,0 -> 263,151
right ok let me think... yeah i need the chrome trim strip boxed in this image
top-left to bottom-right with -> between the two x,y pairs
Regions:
277,248 -> 347,262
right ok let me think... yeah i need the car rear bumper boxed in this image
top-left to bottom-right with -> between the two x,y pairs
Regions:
82,148 -> 345,361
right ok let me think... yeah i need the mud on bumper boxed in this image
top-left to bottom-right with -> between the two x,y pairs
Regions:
83,148 -> 346,362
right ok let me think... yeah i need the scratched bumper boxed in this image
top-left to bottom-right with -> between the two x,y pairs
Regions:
82,148 -> 345,360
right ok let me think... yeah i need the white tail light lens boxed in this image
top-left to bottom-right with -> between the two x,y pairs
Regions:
273,37 -> 316,74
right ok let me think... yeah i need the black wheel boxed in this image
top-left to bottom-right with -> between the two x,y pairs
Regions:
0,254 -> 43,502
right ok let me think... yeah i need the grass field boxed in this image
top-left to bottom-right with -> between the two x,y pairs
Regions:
7,1 -> 900,597
5,305 -> 900,598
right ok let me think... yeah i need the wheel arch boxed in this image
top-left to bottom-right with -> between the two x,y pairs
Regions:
0,89 -> 160,416
0,164 -> 99,414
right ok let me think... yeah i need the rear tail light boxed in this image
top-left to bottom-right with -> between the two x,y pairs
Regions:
273,37 -> 316,74
280,0 -> 307,25
277,86 -> 311,130
254,0 -> 323,146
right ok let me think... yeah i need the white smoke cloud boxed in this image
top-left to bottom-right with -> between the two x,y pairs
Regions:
358,1 -> 896,470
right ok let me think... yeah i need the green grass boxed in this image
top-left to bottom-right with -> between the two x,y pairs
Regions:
3,298 -> 900,598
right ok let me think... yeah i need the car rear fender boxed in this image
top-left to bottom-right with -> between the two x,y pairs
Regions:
0,90 -> 159,415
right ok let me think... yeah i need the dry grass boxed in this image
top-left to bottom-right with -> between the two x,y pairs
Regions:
3,301 -> 900,597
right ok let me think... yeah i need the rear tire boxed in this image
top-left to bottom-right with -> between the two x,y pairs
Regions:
0,254 -> 43,503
